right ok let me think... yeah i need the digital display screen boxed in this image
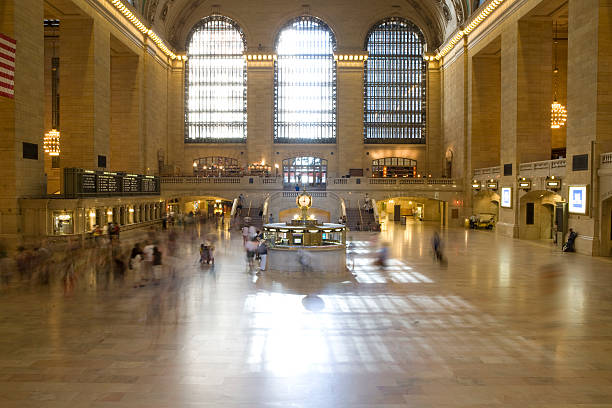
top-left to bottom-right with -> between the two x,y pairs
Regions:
293,238 -> 302,244
501,187 -> 512,208
569,186 -> 587,214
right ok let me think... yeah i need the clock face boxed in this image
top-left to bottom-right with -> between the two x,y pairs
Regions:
297,194 -> 311,208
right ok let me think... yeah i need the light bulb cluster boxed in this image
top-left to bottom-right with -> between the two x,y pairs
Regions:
43,129 -> 61,156
334,54 -> 368,61
109,0 -> 177,60
430,0 -> 505,61
245,54 -> 277,61
551,101 -> 567,129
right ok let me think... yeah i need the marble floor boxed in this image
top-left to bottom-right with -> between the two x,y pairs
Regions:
1,221 -> 612,407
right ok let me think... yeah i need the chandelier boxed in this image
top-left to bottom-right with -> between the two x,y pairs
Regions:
551,22 -> 567,129
43,129 -> 61,156
551,99 -> 567,129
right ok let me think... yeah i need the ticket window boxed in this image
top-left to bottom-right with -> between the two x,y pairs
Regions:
53,212 -> 74,235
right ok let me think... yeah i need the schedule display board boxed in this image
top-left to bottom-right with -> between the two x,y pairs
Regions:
64,168 -> 160,197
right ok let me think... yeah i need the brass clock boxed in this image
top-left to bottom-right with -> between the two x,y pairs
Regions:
296,192 -> 312,209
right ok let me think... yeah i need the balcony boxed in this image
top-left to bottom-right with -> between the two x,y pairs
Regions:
601,152 -> 612,169
472,166 -> 501,181
518,158 -> 566,178
160,176 -> 461,194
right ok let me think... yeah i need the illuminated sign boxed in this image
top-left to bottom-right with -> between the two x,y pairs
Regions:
472,182 -> 481,189
518,178 -> 531,190
546,177 -> 561,190
501,187 -> 512,208
568,186 -> 588,215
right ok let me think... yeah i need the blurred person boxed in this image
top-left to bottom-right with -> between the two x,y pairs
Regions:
130,246 -> 144,288
431,231 -> 446,266
257,239 -> 268,274
242,224 -> 249,245
143,241 -> 155,282
297,249 -> 312,272
152,246 -> 163,284
374,242 -> 389,268
248,224 -> 257,240
245,238 -> 258,272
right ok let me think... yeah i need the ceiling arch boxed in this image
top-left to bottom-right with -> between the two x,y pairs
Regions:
141,0 -> 470,53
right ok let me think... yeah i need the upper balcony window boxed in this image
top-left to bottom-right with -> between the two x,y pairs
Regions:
364,18 -> 426,144
185,16 -> 247,143
274,17 -> 337,144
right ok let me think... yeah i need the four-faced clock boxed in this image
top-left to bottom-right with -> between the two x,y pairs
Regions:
297,193 -> 312,209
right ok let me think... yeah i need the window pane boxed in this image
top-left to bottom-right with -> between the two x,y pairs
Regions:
275,17 -> 336,143
185,17 -> 246,143
364,18 -> 426,144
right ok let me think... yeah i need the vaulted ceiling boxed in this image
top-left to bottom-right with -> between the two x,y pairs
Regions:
134,0 -> 474,52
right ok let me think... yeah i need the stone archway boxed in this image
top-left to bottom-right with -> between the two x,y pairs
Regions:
519,190 -> 563,240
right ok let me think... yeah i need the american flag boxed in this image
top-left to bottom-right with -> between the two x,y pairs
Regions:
0,33 -> 16,99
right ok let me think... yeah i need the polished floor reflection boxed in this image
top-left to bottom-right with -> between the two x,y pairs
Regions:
1,220 -> 612,407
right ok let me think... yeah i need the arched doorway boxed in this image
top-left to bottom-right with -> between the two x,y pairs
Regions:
379,196 -> 447,225
472,190 -> 500,225
519,191 -> 563,241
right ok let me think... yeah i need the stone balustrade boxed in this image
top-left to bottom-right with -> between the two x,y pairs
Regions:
601,152 -> 612,167
518,159 -> 566,177
472,166 -> 501,179
160,176 -> 461,193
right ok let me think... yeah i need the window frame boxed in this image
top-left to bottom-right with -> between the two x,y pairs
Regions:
184,16 -> 247,144
274,16 -> 337,144
363,17 -> 427,144
282,156 -> 328,189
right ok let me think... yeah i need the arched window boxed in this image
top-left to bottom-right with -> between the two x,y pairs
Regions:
185,16 -> 246,143
282,157 -> 328,188
364,18 -> 426,144
275,17 -> 336,144
192,156 -> 242,177
371,157 -> 417,178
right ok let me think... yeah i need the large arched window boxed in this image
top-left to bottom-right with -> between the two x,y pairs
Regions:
275,17 -> 336,144
185,16 -> 246,143
364,18 -> 426,144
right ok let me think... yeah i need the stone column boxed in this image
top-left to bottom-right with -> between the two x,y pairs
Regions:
337,59 -> 365,177
566,0 -> 612,255
427,60 -> 443,177
498,19 -> 553,237
0,0 -> 45,239
110,53 -> 142,173
59,18 -> 110,171
246,59 -> 274,168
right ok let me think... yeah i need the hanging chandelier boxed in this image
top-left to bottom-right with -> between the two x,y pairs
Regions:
551,99 -> 567,129
551,22 -> 567,129
43,129 -> 61,156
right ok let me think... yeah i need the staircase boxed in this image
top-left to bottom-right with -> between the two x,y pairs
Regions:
246,207 -> 264,229
346,208 -> 376,231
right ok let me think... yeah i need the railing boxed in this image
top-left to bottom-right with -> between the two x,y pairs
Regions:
213,177 -> 241,184
473,166 -> 501,177
161,176 -> 460,190
602,152 -> 612,165
519,159 -> 566,173
282,191 -> 327,198
369,178 -> 397,185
